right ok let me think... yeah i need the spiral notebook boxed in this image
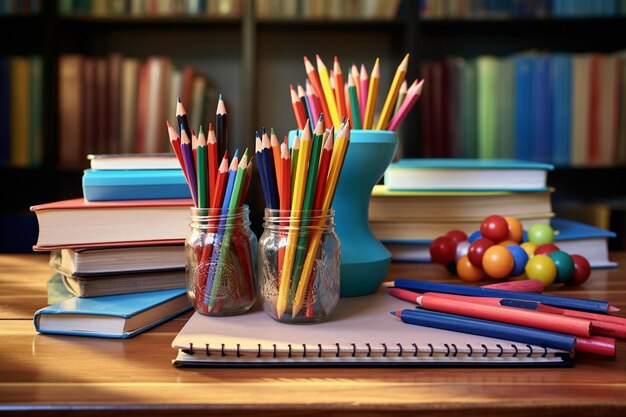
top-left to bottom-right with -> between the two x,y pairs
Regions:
172,288 -> 573,367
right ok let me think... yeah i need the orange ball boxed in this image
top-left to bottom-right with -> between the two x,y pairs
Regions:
505,216 -> 524,243
482,245 -> 515,279
498,240 -> 518,247
456,255 -> 485,282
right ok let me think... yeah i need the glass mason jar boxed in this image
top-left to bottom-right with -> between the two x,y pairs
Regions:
258,208 -> 340,324
186,205 -> 257,316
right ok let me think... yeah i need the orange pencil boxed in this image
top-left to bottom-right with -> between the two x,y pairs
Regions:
304,56 -> 331,129
376,53 -> 409,130
270,129 -> 282,195
363,58 -> 380,129
290,84 -> 307,130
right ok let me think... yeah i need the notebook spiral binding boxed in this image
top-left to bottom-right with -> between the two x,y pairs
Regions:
184,342 -> 547,358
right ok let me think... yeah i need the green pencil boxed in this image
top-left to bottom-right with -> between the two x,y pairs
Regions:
348,76 -> 362,129
196,125 -> 208,208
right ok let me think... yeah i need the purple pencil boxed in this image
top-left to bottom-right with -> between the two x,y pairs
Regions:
180,126 -> 198,206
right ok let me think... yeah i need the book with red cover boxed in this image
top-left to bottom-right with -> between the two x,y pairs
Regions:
30,198 -> 193,250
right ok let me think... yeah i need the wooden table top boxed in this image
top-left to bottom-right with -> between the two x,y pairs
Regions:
1,252 -> 625,417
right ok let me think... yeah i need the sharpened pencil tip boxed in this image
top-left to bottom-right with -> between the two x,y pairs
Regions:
609,306 -> 621,313
390,311 -> 401,318
219,93 -> 222,100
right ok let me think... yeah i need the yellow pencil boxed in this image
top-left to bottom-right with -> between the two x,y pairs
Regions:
316,55 -> 341,128
291,123 -> 351,317
363,58 -> 380,130
375,53 -> 409,130
276,120 -> 312,318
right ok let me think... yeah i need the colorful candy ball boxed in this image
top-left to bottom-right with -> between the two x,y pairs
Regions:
527,223 -> 555,245
480,215 -> 509,243
446,229 -> 468,244
482,245 -> 514,279
548,251 -> 575,284
534,243 -> 560,256
468,237 -> 494,267
504,216 -> 524,243
456,255 -> 485,282
566,254 -> 591,286
430,236 -> 457,265
468,230 -> 482,243
520,241 -> 537,258
507,244 -> 529,277
455,240 -> 470,261
525,254 -> 557,287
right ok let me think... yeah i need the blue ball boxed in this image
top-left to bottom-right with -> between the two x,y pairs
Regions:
468,231 -> 482,243
507,244 -> 529,277
522,230 -> 528,242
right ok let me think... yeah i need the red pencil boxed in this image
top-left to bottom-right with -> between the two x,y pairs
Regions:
333,56 -> 347,120
482,279 -> 544,293
304,55 -> 331,129
290,84 -> 307,130
210,152 -> 229,209
312,128 -> 333,211
166,120 -> 188,183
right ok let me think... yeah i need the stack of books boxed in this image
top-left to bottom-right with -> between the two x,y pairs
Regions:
370,158 -> 616,267
31,153 -> 194,338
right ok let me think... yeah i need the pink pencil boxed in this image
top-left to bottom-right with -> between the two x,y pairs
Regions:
305,79 -> 322,123
359,64 -> 369,120
482,279 -> 544,293
386,79 -> 424,131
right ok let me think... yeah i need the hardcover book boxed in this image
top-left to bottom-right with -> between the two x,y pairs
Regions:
82,168 -> 190,201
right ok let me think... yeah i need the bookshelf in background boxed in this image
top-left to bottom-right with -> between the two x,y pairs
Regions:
2,0 -> 626,252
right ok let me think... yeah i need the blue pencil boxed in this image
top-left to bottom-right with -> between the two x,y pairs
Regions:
204,150 -> 239,307
393,308 -> 576,352
261,128 -> 279,209
393,279 -> 615,314
255,132 -> 271,208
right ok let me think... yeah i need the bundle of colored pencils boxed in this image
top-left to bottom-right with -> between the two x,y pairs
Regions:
256,116 -> 351,319
291,53 -> 424,132
166,96 -> 255,314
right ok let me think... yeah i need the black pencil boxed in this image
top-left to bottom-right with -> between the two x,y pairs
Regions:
216,94 -> 227,157
176,98 -> 191,137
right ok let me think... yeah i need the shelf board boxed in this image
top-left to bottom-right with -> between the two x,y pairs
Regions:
57,15 -> 241,28
257,17 -> 406,30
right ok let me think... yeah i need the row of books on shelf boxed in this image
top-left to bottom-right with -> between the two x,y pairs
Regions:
59,54 -> 218,168
0,0 -> 41,14
420,0 -> 626,19
256,0 -> 401,19
57,0 -> 241,17
0,56 -> 43,168
419,51 -> 626,166
372,159 -> 616,268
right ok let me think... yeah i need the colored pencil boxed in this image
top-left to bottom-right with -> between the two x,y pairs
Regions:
290,133 -> 300,195
180,126 -> 198,207
392,279 -> 618,314
289,116 -> 325,300
277,141 -> 291,283
297,84 -> 313,128
291,123 -> 350,317
270,128 -> 282,197
210,152 -> 229,209
351,63 -> 360,104
363,58 -> 380,129
386,79 -> 424,131
376,53 -> 409,130
394,79 -> 408,115
207,123 -> 218,198
290,84 -> 307,130
277,120 -> 312,318
304,56 -> 331,129
166,120 -> 188,183
305,79 -> 322,125
316,55 -> 341,128
191,129 -> 198,169
348,75 -> 362,129
482,279 -> 544,293
359,63 -> 369,118
216,94 -> 227,157
196,127 -> 208,209
176,98 -> 191,137
333,56 -> 347,120
255,132 -> 271,208
262,128 -> 279,209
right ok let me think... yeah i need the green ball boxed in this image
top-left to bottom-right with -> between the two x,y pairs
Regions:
548,251 -> 575,284
527,223 -> 555,245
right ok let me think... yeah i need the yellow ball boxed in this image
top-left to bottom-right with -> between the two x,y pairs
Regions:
525,254 -> 557,287
520,242 -> 537,258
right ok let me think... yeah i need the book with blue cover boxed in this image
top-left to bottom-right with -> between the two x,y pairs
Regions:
552,217 -> 617,268
383,159 -> 554,191
33,288 -> 191,339
82,168 -> 190,201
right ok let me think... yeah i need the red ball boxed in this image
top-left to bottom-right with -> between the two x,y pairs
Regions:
430,236 -> 457,265
480,215 -> 509,243
566,254 -> 591,286
468,237 -> 494,267
534,243 -> 560,256
446,229 -> 468,244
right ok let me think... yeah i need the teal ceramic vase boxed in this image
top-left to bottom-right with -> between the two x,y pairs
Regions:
289,129 -> 399,296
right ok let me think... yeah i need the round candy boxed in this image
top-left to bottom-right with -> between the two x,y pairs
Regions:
498,240 -> 518,247
468,230 -> 482,243
527,223 -> 555,245
430,236 -> 457,265
482,245 -> 514,279
480,215 -> 509,243
507,244 -> 529,277
446,229 -> 468,244
534,243 -> 560,256
520,241 -> 537,258
525,254 -> 557,287
468,237 -> 494,267
455,240 -> 470,261
566,254 -> 591,286
548,251 -> 575,284
456,255 -> 485,282
504,216 -> 524,243
522,230 -> 528,242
